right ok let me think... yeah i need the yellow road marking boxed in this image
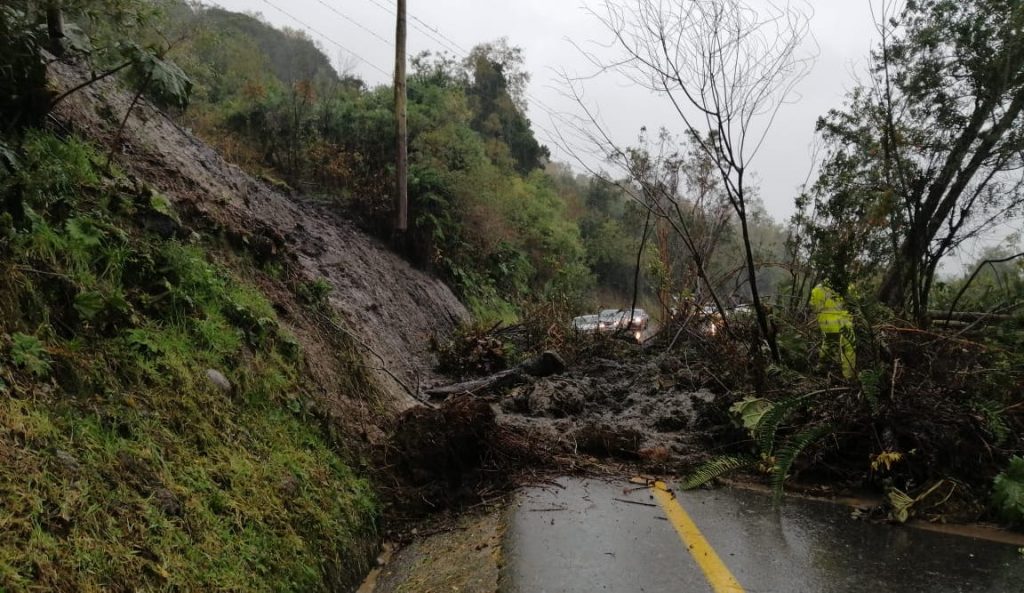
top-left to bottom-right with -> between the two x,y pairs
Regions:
650,481 -> 746,593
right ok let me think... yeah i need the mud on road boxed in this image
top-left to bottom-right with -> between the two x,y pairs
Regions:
492,349 -> 727,471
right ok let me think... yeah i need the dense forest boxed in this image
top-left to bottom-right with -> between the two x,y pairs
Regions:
1,0 -> 1024,591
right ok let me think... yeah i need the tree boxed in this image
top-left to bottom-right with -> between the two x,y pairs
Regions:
464,39 -> 549,174
564,0 -> 815,359
814,0 -> 1024,320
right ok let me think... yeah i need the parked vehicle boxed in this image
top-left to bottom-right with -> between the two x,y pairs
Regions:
572,308 -> 649,342
598,309 -> 627,332
621,308 -> 649,332
571,314 -> 601,333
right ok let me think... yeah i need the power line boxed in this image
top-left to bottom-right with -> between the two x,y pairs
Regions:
357,0 -> 465,56
344,0 -> 568,136
409,13 -> 469,55
257,0 -> 391,77
314,0 -> 390,46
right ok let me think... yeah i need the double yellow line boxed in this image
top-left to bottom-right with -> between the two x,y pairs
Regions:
650,481 -> 746,593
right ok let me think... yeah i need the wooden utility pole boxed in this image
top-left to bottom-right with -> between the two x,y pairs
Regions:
46,1 -> 66,56
393,0 -> 408,232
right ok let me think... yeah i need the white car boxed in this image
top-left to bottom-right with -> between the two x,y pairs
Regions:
597,309 -> 626,332
621,308 -> 649,332
571,314 -> 601,333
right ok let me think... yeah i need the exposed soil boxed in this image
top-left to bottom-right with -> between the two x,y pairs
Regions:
495,352 -> 719,470
375,344 -> 726,524
47,58 -> 468,420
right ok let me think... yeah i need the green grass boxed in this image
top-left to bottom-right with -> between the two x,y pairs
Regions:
0,132 -> 380,592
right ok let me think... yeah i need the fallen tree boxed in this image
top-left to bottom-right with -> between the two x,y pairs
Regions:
425,351 -> 566,399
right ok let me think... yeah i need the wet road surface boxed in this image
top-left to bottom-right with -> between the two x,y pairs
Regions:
501,477 -> 1024,593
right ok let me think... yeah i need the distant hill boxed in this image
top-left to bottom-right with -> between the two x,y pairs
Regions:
166,1 -> 341,85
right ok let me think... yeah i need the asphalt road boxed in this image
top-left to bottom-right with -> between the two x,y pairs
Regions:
501,477 -> 1024,593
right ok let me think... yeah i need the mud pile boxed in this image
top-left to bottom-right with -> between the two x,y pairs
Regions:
494,353 -> 721,469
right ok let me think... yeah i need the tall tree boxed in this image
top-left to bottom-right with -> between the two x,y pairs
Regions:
814,0 -> 1024,320
464,39 -> 548,174
568,0 -> 815,360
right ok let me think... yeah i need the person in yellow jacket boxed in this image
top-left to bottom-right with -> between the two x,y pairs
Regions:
809,283 -> 856,378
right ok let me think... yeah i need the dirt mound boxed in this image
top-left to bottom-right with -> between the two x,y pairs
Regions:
47,59 -> 468,408
493,354 -> 716,469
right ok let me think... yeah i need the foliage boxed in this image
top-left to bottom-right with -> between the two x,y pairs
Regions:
119,40 -> 193,109
297,277 -> 332,310
683,391 -> 835,499
2,1 -> 193,130
9,333 -> 50,378
810,0 -> 1024,317
769,423 -> 834,501
680,456 -> 757,490
0,5 -> 50,131
0,132 -> 380,592
993,456 -> 1024,526
156,3 -> 589,322
434,323 -> 511,379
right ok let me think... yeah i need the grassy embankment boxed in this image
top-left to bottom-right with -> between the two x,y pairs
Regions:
0,132 -> 380,592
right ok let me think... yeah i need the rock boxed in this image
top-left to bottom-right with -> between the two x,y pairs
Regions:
55,449 -> 81,474
205,369 -> 232,394
521,351 -> 566,377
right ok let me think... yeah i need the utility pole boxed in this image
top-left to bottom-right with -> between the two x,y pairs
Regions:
46,1 -> 66,56
393,0 -> 408,233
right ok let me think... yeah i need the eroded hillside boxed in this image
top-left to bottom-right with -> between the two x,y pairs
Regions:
0,56 -> 467,592
49,59 -> 469,408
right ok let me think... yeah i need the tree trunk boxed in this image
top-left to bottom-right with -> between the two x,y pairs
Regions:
736,197 -> 779,361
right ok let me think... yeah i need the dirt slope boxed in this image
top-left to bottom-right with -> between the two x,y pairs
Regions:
47,59 -> 468,407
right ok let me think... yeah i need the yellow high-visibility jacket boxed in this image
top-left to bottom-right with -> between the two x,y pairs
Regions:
809,284 -> 852,334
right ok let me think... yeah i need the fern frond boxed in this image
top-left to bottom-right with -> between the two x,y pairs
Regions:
770,423 -> 835,501
754,394 -> 813,455
681,455 -> 758,490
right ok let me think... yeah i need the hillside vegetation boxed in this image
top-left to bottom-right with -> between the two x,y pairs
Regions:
0,130 -> 383,591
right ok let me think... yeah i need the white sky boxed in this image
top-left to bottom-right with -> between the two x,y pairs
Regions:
205,0 -> 883,224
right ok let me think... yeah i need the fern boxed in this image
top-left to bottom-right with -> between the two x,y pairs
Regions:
770,424 -> 835,500
10,333 -> 51,378
681,455 -> 758,490
754,394 -> 812,455
993,456 -> 1024,525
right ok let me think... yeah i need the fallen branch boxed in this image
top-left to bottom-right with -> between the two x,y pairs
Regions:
425,351 -> 566,400
944,252 -> 1024,323
613,498 -> 658,508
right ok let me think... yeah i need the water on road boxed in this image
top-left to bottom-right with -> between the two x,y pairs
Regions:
501,477 -> 1024,593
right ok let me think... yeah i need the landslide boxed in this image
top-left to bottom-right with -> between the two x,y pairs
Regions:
0,59 -> 466,592
49,58 -> 468,406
